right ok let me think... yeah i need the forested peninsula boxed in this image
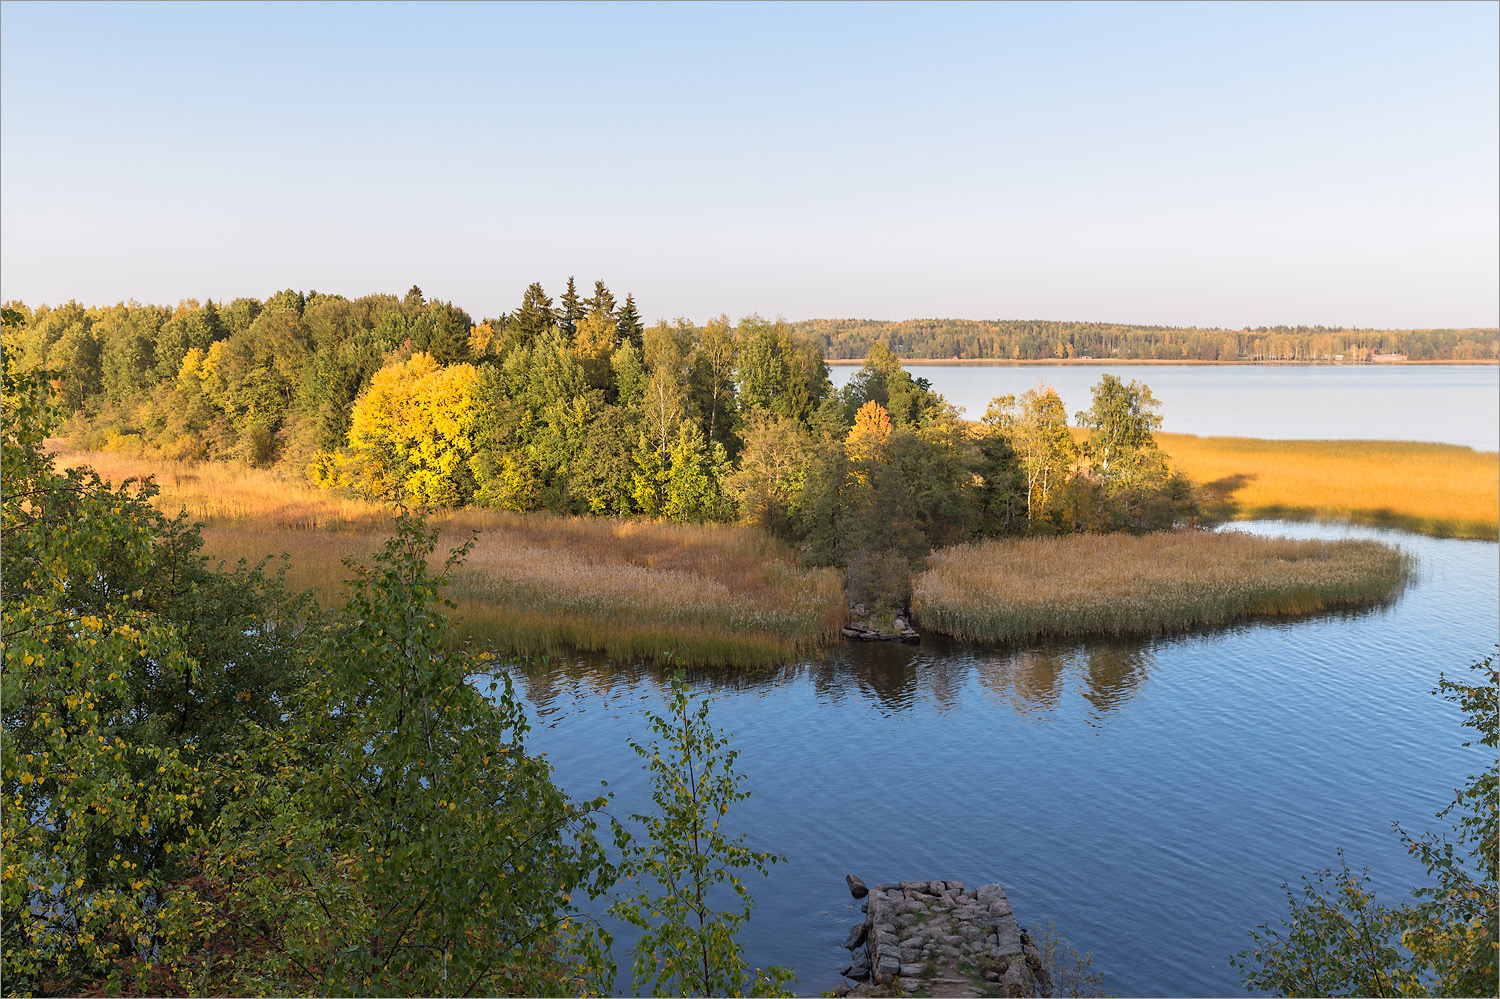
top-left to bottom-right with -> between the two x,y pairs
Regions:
2,282 -> 1203,557
792,317 -> 1499,362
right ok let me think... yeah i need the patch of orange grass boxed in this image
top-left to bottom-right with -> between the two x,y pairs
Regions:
55,446 -> 844,665
915,529 -> 1410,643
1153,433 -> 1499,540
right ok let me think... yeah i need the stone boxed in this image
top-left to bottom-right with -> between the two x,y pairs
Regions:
995,918 -> 1023,958
984,969 -> 1002,983
843,921 -> 867,949
899,879 -> 932,894
898,978 -> 922,994
946,880 -> 965,893
846,873 -> 869,899
875,951 -> 901,985
833,983 -> 853,996
1002,958 -> 1036,997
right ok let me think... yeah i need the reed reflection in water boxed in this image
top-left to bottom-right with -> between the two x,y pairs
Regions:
508,634 -> 1161,725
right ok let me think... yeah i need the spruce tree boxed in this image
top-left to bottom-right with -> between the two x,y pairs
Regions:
511,281 -> 556,344
617,293 -> 644,352
559,276 -> 583,339
585,279 -> 616,319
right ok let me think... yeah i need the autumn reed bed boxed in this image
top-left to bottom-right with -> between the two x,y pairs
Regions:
1155,433 -> 1499,540
54,446 -> 845,666
913,529 -> 1412,644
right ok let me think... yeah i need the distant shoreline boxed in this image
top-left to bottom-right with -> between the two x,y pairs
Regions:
824,357 -> 1498,366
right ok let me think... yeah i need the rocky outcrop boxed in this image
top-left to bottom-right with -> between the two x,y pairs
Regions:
835,876 -> 1053,998
842,605 -> 920,643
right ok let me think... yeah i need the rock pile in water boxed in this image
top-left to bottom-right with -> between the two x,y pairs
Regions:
834,875 -> 1053,998
841,604 -> 920,643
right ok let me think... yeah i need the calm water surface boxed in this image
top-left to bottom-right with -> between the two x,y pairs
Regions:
499,521 -> 1499,997
827,363 -> 1500,451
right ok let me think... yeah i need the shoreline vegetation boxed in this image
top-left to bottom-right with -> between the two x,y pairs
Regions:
52,445 -> 845,666
914,531 -> 1413,644
53,427 -> 1469,664
12,286 -> 1491,666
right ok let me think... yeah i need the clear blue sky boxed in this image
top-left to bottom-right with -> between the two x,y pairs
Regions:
2,0 -> 1495,328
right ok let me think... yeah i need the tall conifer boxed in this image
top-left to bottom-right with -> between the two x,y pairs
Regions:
617,293 -> 644,351
559,276 -> 583,339
586,280 -> 616,319
511,282 -> 556,344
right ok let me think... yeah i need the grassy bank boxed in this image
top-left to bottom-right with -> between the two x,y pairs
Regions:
913,529 -> 1411,643
1155,433 -> 1499,540
55,447 -> 844,666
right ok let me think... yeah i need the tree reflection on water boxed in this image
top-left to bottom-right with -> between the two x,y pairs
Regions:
499,634 -> 1159,723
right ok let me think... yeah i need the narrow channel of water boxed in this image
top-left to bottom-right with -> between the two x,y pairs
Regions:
500,521 -> 1499,996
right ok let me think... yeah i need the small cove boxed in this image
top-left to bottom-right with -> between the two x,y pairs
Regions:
503,520 -> 1499,996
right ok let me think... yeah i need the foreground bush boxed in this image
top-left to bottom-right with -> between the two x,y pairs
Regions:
913,528 -> 1410,643
2,352 -> 614,994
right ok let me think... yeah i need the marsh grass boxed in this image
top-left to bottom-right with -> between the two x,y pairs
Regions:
1153,433 -> 1499,540
913,529 -> 1411,643
54,446 -> 844,666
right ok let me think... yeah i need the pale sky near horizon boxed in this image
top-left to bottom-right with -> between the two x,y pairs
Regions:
2,0 -> 1496,329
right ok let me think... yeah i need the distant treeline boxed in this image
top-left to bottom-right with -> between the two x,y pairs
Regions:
790,318 -> 1500,362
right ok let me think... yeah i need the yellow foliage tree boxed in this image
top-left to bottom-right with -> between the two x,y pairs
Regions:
847,400 -> 892,462
573,309 -> 617,390
340,352 -> 480,505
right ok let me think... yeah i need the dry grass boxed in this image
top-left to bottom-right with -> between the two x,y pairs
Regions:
52,446 -> 844,666
913,529 -> 1411,643
1154,433 -> 1499,540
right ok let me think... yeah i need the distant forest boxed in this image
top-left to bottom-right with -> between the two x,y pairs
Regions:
791,318 -> 1500,362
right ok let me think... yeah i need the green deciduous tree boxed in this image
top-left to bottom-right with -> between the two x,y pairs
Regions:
692,313 -> 740,452
1,350 -> 310,996
1073,374 -> 1164,485
990,387 -> 1077,522
663,421 -> 733,523
609,671 -> 794,998
726,411 -> 812,535
200,514 -> 618,997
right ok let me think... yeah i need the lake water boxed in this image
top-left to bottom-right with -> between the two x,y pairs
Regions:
505,520 -> 1500,996
826,363 -> 1500,451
